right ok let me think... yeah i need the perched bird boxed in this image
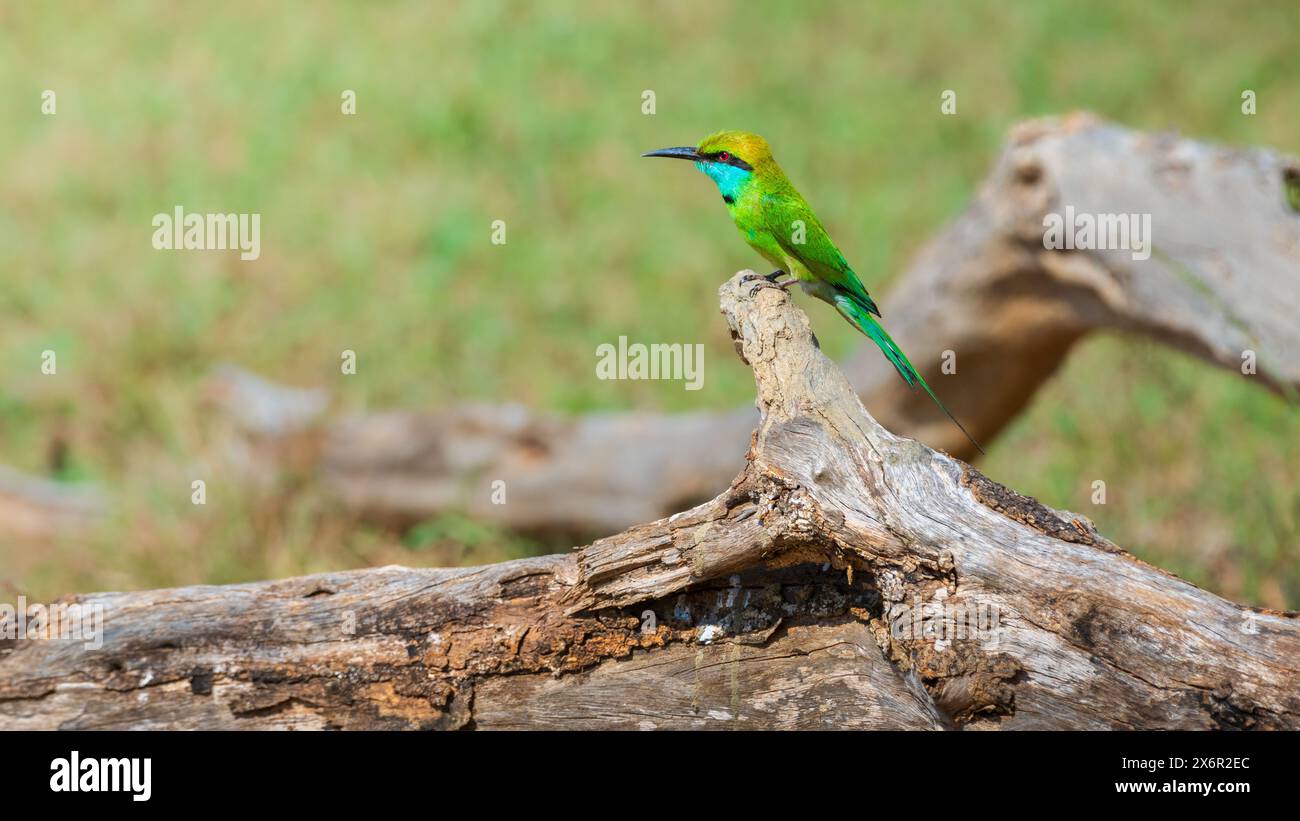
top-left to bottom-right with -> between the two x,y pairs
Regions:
644,130 -> 984,455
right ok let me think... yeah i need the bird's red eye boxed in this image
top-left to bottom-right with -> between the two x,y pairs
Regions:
719,151 -> 730,162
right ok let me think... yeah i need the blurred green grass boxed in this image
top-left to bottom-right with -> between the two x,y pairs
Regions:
1,0 -> 1297,607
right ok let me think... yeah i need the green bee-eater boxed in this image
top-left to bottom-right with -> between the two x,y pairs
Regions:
644,130 -> 983,455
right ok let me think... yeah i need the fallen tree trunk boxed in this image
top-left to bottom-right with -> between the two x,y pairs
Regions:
200,114 -> 1300,538
3,271 -> 1296,730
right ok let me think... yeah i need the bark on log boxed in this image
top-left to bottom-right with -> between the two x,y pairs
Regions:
3,271 -> 1296,730
205,114 -> 1300,537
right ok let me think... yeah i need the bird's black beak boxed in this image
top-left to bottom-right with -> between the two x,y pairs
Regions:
642,146 -> 705,162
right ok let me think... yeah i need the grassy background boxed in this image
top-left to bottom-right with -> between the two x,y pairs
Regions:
1,0 -> 1297,607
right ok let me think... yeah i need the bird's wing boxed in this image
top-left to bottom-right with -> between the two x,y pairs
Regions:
764,193 -> 880,317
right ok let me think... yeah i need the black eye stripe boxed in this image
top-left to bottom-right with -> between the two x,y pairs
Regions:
707,152 -> 753,171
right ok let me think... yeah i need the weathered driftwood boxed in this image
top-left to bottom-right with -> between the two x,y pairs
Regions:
197,114 -> 1300,537
3,271 -> 1296,730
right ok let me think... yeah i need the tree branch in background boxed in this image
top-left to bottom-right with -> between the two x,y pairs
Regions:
0,466 -> 102,540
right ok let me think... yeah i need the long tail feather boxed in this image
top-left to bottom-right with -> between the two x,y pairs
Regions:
833,293 -> 986,456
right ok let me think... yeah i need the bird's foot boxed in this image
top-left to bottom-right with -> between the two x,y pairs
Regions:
741,270 -> 795,297
766,269 -> 799,290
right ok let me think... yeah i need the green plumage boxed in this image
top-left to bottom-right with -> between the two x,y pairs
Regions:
645,130 -> 983,455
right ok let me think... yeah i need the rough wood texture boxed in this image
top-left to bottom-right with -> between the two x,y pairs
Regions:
196,114 -> 1300,536
3,271 -> 1296,730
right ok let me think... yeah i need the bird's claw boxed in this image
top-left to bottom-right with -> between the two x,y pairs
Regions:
740,271 -> 778,297
740,270 -> 794,298
766,269 -> 798,290
744,280 -> 784,298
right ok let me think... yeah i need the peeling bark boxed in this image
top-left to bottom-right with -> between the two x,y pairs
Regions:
3,270 -> 1296,730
